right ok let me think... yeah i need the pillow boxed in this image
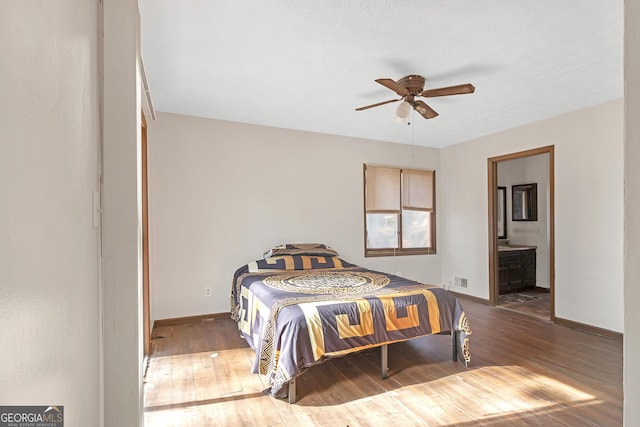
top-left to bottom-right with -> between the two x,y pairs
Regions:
248,255 -> 353,272
263,243 -> 339,258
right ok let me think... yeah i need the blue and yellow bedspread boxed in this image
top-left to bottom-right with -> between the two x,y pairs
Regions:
230,255 -> 471,398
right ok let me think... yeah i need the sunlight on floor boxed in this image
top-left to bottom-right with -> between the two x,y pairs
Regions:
144,351 -> 603,426
362,365 -> 600,424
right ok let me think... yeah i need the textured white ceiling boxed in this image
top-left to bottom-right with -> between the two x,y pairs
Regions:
138,0 -> 623,148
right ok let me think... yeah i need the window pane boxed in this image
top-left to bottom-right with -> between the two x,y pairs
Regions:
402,210 -> 430,248
366,213 -> 398,248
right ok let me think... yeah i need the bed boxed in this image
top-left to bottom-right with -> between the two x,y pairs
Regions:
230,244 -> 471,402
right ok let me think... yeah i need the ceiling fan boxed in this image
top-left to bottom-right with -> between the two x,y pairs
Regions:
355,75 -> 475,120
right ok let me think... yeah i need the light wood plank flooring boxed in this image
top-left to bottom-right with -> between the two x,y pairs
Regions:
144,298 -> 622,426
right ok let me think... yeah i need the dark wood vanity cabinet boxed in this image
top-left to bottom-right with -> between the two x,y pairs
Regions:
498,248 -> 536,294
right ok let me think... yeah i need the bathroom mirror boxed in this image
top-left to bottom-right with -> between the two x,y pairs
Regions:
497,186 -> 507,238
512,183 -> 538,221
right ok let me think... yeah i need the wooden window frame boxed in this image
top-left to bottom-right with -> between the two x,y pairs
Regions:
363,164 -> 436,257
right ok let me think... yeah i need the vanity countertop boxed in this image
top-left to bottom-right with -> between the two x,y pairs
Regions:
498,244 -> 537,252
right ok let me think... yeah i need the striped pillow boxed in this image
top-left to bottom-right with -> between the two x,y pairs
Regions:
263,243 -> 338,258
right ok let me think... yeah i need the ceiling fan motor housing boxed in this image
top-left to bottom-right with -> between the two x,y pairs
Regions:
397,75 -> 426,95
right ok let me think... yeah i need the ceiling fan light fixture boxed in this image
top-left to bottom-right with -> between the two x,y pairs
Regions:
395,101 -> 411,122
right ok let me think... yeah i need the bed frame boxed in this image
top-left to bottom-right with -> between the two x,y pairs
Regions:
286,330 -> 461,404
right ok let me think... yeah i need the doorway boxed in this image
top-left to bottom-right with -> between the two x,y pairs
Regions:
487,146 -> 555,321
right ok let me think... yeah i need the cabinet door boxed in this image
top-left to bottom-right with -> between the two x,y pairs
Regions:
521,250 -> 536,289
507,261 -> 523,290
498,265 -> 510,293
499,251 -> 521,293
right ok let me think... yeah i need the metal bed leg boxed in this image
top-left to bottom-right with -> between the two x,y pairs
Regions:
452,330 -> 459,361
381,344 -> 389,379
288,377 -> 297,404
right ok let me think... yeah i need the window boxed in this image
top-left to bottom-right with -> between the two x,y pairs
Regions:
364,164 -> 435,256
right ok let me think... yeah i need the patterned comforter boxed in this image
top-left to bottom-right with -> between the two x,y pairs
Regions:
230,255 -> 471,398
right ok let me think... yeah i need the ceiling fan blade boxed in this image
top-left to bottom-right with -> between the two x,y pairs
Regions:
421,83 -> 475,97
375,78 -> 410,97
355,98 -> 401,111
413,100 -> 439,119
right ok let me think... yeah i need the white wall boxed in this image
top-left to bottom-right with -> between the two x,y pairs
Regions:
498,154 -> 550,288
102,0 -> 144,425
0,1 -> 101,425
441,99 -> 623,333
148,113 -> 441,320
150,101 -> 624,333
624,0 -> 640,424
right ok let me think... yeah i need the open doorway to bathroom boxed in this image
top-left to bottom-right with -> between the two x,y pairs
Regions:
487,146 -> 555,321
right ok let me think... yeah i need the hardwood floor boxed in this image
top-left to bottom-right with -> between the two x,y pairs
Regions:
144,297 -> 622,426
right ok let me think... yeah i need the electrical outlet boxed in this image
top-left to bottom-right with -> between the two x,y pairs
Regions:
205,286 -> 212,297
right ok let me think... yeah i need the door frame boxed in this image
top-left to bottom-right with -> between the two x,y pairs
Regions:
142,111 -> 151,355
487,145 -> 555,320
